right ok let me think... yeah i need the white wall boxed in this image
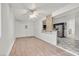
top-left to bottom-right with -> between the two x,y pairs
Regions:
0,4 -> 1,39
0,4 -> 15,55
16,20 -> 34,37
33,18 -> 57,45
75,13 -> 79,40
67,17 -> 75,39
16,21 -> 26,37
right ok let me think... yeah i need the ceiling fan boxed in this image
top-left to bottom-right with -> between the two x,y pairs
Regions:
22,4 -> 47,18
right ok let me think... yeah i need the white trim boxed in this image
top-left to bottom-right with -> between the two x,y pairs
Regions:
16,36 -> 35,39
6,39 -> 16,56
52,4 -> 79,17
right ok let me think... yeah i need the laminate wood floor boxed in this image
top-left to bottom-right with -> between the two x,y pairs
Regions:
10,37 -> 73,56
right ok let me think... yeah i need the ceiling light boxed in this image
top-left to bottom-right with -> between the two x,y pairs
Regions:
29,14 -> 37,18
29,11 -> 38,18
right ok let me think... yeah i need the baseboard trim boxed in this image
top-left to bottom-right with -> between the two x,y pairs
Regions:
16,36 -> 35,39
7,39 -> 16,56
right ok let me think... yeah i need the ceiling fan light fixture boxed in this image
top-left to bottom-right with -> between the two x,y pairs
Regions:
29,11 -> 38,18
29,14 -> 37,18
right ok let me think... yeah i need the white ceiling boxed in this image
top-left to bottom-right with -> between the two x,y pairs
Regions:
10,3 -> 70,21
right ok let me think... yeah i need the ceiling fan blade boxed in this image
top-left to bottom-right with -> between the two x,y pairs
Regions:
36,10 -> 47,15
22,10 -> 31,16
